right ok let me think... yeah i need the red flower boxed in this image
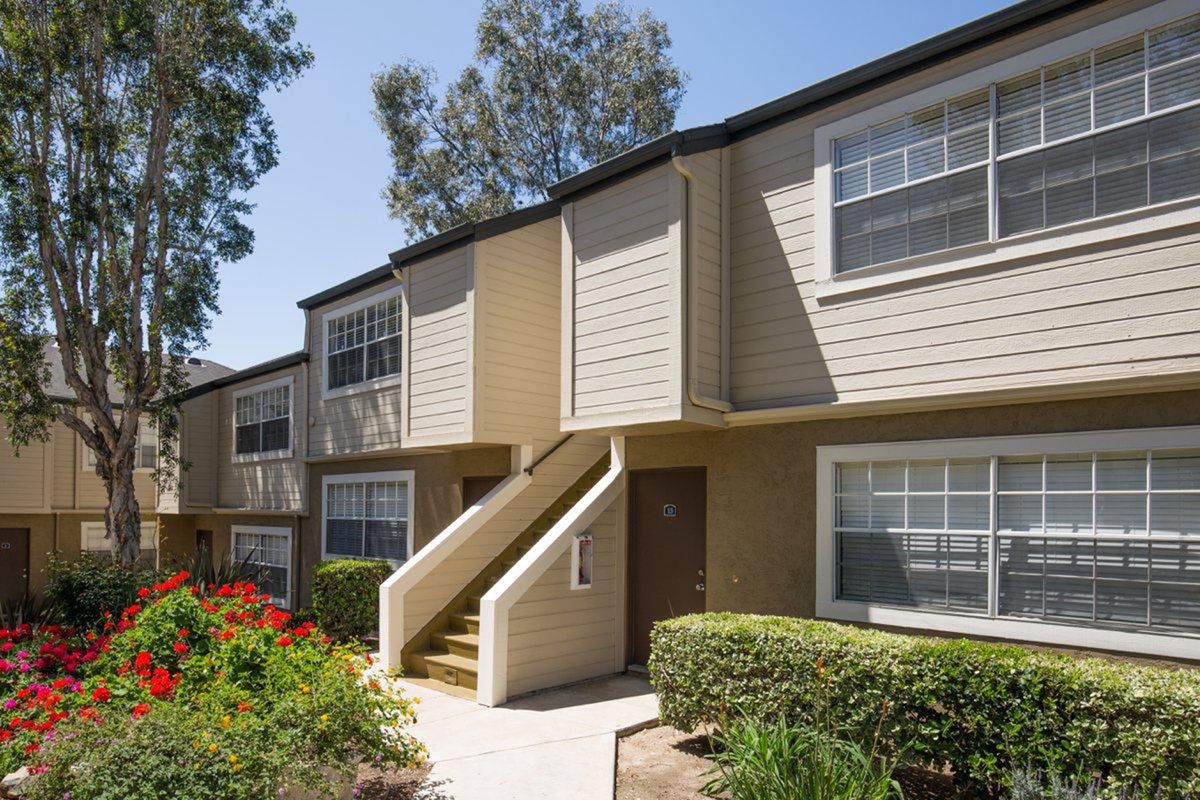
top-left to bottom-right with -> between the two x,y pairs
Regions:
91,685 -> 110,703
173,641 -> 189,655
134,651 -> 152,671
177,629 -> 189,638
275,635 -> 293,647
237,701 -> 253,713
137,587 -> 150,599
131,703 -> 151,718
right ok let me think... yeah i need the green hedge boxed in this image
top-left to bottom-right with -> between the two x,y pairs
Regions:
45,554 -> 157,630
311,558 -> 394,642
649,614 -> 1200,797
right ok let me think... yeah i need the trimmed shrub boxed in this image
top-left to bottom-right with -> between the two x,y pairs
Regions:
45,552 -> 156,630
311,558 -> 394,641
649,614 -> 1200,797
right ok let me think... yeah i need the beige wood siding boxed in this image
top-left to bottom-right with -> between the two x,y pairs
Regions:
181,393 -> 217,510
474,219 -> 562,448
728,0 -> 1200,411
215,366 -> 305,511
51,423 -> 75,509
568,164 -> 680,417
688,151 -> 725,400
404,247 -> 472,441
0,422 -> 49,511
308,282 -> 404,457
504,493 -> 621,697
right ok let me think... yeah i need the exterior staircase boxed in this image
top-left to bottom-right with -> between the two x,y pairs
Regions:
403,453 -> 612,697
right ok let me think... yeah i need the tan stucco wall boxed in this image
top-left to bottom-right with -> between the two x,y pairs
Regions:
626,389 -> 1200,619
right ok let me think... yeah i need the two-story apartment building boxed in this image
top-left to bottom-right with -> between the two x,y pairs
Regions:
381,0 -> 1200,706
0,346 -> 232,603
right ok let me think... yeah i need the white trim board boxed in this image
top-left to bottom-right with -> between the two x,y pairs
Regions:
811,0 -> 1200,299
320,282 -> 405,401
814,425 -> 1200,661
320,469 -> 415,568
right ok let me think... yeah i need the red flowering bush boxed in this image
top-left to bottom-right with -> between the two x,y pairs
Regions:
1,572 -> 424,800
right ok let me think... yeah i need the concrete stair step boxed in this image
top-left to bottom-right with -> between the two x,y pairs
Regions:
450,612 -> 480,634
421,650 -> 479,691
432,630 -> 479,658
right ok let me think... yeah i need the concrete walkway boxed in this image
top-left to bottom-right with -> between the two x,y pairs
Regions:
397,675 -> 659,800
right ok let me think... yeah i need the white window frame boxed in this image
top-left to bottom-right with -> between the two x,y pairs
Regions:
813,0 -> 1200,299
320,469 -> 414,568
82,419 -> 158,472
231,524 -> 293,608
816,425 -> 1200,660
320,284 -> 404,401
231,375 -> 294,463
80,521 -> 159,566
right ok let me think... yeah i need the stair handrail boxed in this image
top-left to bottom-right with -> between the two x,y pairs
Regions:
524,433 -> 573,475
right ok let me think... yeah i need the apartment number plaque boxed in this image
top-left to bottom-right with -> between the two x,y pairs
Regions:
663,504 -> 678,518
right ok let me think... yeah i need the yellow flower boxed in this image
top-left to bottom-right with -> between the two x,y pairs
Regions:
221,714 -> 231,728
232,764 -> 243,773
228,755 -> 238,764
300,684 -> 310,694
193,741 -> 201,749
208,743 -> 218,753
319,713 -> 329,722
194,763 -> 200,770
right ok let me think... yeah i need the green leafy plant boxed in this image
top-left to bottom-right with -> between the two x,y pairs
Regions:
649,614 -> 1200,798
0,592 -> 59,629
165,543 -> 270,595
312,559 -> 395,642
45,553 -> 157,630
702,661 -> 901,800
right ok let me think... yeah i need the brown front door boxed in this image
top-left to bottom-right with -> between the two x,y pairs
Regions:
628,469 -> 707,666
463,475 -> 506,509
0,529 -> 30,605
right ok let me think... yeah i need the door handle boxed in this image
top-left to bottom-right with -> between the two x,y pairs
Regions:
695,582 -> 705,592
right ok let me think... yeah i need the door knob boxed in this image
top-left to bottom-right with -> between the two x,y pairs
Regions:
695,582 -> 706,592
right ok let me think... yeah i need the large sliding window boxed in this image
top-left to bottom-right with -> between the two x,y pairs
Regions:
325,290 -> 402,394
831,11 -> 1200,273
819,428 -> 1200,659
322,471 -> 413,565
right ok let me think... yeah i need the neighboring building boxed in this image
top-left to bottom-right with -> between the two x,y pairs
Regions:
0,344 -> 233,600
383,0 -> 1200,706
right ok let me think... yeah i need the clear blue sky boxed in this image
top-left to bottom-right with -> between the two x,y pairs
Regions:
199,0 -> 1013,370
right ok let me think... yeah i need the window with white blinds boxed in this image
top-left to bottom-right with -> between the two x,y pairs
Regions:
232,526 -> 292,607
81,522 -> 158,565
832,11 -> 1200,273
234,380 -> 291,457
322,472 -> 412,564
833,446 -> 1200,634
325,293 -> 402,392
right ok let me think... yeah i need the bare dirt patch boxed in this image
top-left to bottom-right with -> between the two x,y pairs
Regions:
617,725 -> 713,800
354,762 -> 434,800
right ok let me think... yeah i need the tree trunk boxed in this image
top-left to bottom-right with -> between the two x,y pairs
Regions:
105,463 -> 143,565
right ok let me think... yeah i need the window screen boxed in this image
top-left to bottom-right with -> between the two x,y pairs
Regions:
832,12 -> 1200,273
325,479 -> 409,562
834,448 -> 1200,633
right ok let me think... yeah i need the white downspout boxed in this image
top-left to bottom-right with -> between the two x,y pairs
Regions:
670,154 -> 733,414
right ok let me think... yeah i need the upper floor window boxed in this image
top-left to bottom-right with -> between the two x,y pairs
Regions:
325,292 -> 402,393
84,422 -> 156,471
832,11 -> 1200,274
234,378 -> 291,458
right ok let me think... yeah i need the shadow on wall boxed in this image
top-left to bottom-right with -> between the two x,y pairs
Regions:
729,156 -> 835,410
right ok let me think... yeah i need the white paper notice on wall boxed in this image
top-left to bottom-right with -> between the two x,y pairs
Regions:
571,532 -> 593,590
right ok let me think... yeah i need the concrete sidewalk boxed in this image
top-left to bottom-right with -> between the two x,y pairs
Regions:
396,674 -> 659,800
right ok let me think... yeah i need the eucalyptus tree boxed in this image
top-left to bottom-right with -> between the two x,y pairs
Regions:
372,0 -> 687,238
0,0 -> 311,563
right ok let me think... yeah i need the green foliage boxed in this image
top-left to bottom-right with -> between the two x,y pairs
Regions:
0,591 -> 59,630
10,573 -> 424,799
371,0 -> 687,237
0,0 -> 311,561
650,614 -> 1200,798
165,543 -> 270,594
312,559 -> 395,642
702,716 -> 902,800
1010,767 -> 1101,800
45,553 -> 155,630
